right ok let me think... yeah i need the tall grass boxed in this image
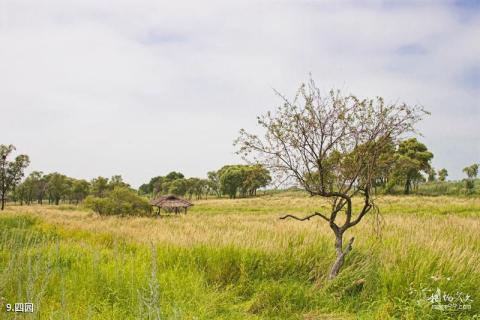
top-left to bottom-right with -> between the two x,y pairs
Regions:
0,194 -> 479,319
382,179 -> 480,196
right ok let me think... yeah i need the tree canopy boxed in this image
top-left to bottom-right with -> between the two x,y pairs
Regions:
391,138 -> 433,194
217,165 -> 271,198
139,172 -> 210,199
463,164 -> 479,179
438,168 -> 448,182
0,144 -> 30,210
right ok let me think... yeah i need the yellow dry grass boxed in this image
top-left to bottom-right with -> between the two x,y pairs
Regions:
6,195 -> 480,264
2,194 -> 479,319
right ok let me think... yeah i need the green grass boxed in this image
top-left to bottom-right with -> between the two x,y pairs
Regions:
0,194 -> 479,319
383,179 -> 480,196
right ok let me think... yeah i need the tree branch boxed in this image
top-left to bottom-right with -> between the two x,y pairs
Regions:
279,212 -> 330,222
344,237 -> 355,255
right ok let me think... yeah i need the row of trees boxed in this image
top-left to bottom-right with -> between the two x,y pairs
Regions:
139,165 -> 271,199
210,165 -> 271,198
0,144 -> 140,211
358,137 -> 476,195
139,172 -> 210,200
184,135 -> 472,198
1,143 -> 272,210
13,172 -> 131,206
1,142 -> 477,212
12,168 -> 150,215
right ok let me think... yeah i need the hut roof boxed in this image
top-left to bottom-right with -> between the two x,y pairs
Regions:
149,195 -> 193,208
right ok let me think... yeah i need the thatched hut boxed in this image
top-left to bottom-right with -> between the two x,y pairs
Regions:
149,195 -> 193,215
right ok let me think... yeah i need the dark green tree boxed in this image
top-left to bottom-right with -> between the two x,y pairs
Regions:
393,138 -> 433,194
438,168 -> 448,182
140,176 -> 164,195
72,179 -> 90,203
168,178 -> 187,196
463,163 -> 478,194
463,164 -> 478,179
0,144 -> 30,210
372,139 -> 397,190
108,175 -> 130,189
165,171 -> 184,181
207,171 -> 221,197
16,171 -> 44,204
186,177 -> 206,200
45,172 -> 69,205
243,165 -> 271,196
91,176 -> 109,197
427,168 -> 437,182
219,166 -> 245,199
85,186 -> 150,216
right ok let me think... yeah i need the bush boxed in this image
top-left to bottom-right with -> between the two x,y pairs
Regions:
464,179 -> 475,194
84,187 -> 150,216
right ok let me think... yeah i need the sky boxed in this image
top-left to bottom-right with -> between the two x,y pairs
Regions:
1,0 -> 479,187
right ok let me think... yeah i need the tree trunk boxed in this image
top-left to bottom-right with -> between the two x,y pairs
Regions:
329,234 -> 354,280
404,178 -> 411,194
1,196 -> 4,210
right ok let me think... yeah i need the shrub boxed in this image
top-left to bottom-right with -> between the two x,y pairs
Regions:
464,179 -> 475,194
84,187 -> 150,216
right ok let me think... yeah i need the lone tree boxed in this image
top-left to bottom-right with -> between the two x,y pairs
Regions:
438,168 -> 448,182
463,163 -> 478,194
394,138 -> 433,194
0,144 -> 30,210
235,79 -> 427,279
463,163 -> 478,179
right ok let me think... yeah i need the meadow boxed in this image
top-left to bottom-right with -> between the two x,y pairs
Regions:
0,193 -> 479,319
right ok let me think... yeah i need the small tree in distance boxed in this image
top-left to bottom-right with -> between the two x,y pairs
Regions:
463,164 -> 478,179
0,144 -> 30,210
463,163 -> 478,194
438,168 -> 448,182
394,138 -> 433,194
235,78 -> 428,279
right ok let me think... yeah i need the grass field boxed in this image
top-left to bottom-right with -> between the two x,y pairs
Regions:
0,194 -> 479,319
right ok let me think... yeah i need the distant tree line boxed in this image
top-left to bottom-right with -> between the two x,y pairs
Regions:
139,171 -> 210,200
11,172 -> 131,206
139,165 -> 271,199
10,171 -> 151,216
211,164 -> 271,198
1,142 -> 478,213
364,137 -> 477,195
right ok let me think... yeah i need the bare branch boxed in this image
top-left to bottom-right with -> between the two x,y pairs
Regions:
279,212 -> 330,222
344,237 -> 355,255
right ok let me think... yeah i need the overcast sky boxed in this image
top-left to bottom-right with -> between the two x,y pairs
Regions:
1,0 -> 479,187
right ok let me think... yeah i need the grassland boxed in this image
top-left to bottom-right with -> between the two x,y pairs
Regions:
0,194 -> 479,319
